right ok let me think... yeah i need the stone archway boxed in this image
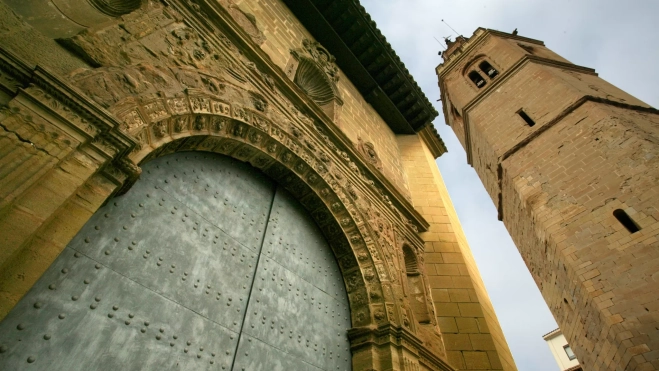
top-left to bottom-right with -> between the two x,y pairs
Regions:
0,150 -> 353,370
63,53 -> 448,366
67,62 -> 395,329
0,69 -> 454,371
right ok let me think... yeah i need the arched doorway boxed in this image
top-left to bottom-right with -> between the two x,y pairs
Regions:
0,151 -> 351,370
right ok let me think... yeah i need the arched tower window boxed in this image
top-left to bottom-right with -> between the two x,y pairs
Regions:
468,71 -> 486,88
403,245 -> 431,324
479,60 -> 499,78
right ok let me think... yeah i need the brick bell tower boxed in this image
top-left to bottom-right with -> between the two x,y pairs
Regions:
436,28 -> 659,370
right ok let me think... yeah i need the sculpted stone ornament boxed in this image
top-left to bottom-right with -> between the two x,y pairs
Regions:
153,121 -> 167,138
193,115 -> 207,131
211,116 -> 228,132
174,116 -> 188,132
301,39 -> 339,84
357,137 -> 384,172
249,93 -> 267,112
289,40 -> 343,111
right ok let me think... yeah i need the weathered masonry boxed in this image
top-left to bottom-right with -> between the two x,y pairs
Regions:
437,28 -> 659,371
0,1 -> 515,371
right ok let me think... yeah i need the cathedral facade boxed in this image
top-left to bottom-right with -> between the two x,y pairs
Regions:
0,1 -> 515,370
438,29 -> 659,371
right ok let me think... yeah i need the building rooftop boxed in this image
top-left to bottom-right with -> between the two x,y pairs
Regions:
283,0 -> 441,142
542,328 -> 562,340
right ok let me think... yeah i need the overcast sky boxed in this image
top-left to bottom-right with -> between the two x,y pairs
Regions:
360,1 -> 659,370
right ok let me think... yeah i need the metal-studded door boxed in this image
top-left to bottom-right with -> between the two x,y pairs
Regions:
0,152 -> 351,371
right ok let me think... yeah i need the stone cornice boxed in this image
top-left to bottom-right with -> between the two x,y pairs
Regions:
418,124 -> 447,159
170,0 -> 429,235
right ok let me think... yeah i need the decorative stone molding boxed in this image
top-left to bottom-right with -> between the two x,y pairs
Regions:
61,1 -> 426,239
348,324 -> 454,371
0,48 -> 139,183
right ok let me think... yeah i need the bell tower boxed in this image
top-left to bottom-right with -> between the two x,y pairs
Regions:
437,28 -> 659,371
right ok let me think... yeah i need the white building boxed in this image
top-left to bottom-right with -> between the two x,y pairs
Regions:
543,328 -> 582,371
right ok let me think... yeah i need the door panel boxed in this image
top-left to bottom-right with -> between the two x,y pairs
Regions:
141,154 -> 274,252
0,249 -> 239,370
233,188 -> 350,371
0,152 -> 351,371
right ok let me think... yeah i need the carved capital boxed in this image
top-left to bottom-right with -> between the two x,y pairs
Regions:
348,324 -> 455,371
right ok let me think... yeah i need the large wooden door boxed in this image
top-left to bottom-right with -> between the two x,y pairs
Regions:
0,152 -> 351,370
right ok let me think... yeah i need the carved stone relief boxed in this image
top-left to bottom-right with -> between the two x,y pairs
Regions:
286,39 -> 344,122
357,137 -> 384,172
299,39 -> 340,84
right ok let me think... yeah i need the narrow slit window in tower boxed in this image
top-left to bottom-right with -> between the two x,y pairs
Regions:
613,209 -> 640,233
479,61 -> 499,78
518,109 -> 536,127
468,71 -> 486,88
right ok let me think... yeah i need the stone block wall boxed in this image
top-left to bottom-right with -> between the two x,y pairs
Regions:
399,134 -> 517,371
501,102 -> 659,370
438,28 -> 659,370
0,97 -> 119,318
0,3 -> 523,370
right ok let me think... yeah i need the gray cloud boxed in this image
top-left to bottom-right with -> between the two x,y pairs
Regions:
361,0 -> 658,369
